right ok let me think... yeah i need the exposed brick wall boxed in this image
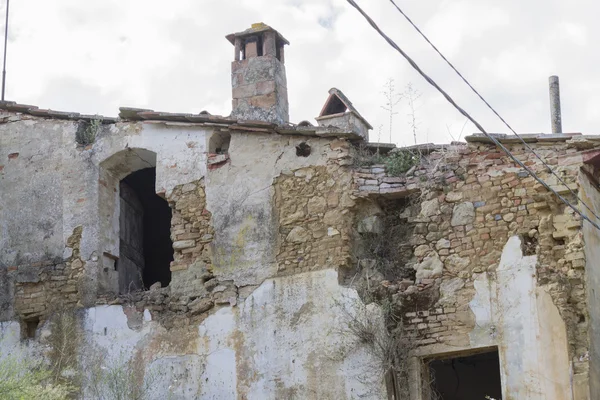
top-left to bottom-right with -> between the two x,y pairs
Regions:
404,307 -> 457,346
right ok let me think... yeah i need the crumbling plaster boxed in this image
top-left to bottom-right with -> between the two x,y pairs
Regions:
0,111 -> 384,398
0,118 -> 209,268
354,138 -> 595,399
196,269 -> 384,399
205,132 -> 344,287
0,115 -> 346,290
411,236 -> 571,400
94,122 -> 210,295
0,119 -> 72,266
2,270 -> 386,400
579,170 -> 600,399
4,98 -> 600,400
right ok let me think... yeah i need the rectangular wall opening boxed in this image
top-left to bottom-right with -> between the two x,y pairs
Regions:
425,348 -> 502,400
21,317 -> 40,339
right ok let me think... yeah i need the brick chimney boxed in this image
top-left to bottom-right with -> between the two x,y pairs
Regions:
226,23 -> 290,124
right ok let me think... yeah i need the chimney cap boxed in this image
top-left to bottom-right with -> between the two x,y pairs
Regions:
226,23 -> 290,46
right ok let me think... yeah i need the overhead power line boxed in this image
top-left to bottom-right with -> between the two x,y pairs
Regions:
387,0 -> 600,224
2,0 -> 9,101
345,0 -> 600,231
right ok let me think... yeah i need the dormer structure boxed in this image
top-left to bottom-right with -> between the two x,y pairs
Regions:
226,23 -> 290,125
315,88 -> 372,140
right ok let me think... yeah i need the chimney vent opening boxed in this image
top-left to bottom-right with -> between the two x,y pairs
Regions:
244,37 -> 259,59
321,94 -> 348,116
257,36 -> 263,57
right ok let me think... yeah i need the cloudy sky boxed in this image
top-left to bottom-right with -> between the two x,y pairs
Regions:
5,0 -> 598,145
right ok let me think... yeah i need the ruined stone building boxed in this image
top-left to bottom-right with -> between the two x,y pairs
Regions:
1,22 -> 599,400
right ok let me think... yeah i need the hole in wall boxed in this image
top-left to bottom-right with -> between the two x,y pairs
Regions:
426,348 -> 502,400
355,197 -> 417,282
102,252 -> 118,272
209,132 -> 231,155
296,142 -> 311,157
520,234 -> 537,256
118,167 -> 173,293
22,317 -> 40,339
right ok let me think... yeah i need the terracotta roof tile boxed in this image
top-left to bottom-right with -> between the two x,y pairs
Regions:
0,101 -> 367,140
0,101 -> 117,122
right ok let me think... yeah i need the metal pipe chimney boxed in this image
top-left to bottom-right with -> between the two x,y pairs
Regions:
549,75 -> 562,133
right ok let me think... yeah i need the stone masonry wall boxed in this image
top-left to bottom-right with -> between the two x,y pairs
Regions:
13,226 -> 86,322
274,139 -> 355,275
168,178 -> 215,296
231,55 -> 289,125
353,139 -> 596,394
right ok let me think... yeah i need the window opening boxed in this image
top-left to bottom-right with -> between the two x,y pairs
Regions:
209,132 -> 231,155
23,317 -> 40,339
426,348 -> 502,400
119,167 -> 173,293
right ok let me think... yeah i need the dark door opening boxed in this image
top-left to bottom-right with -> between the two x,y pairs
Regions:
428,349 -> 502,400
119,167 -> 173,293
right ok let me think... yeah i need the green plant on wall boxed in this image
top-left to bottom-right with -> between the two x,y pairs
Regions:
76,117 -> 102,146
383,150 -> 420,176
352,144 -> 420,177
0,352 -> 72,400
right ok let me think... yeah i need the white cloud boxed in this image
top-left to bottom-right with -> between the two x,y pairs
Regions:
560,22 -> 587,46
3,0 -> 599,144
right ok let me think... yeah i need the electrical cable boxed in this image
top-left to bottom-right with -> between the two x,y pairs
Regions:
2,0 -> 9,101
387,0 -> 600,223
345,0 -> 600,230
